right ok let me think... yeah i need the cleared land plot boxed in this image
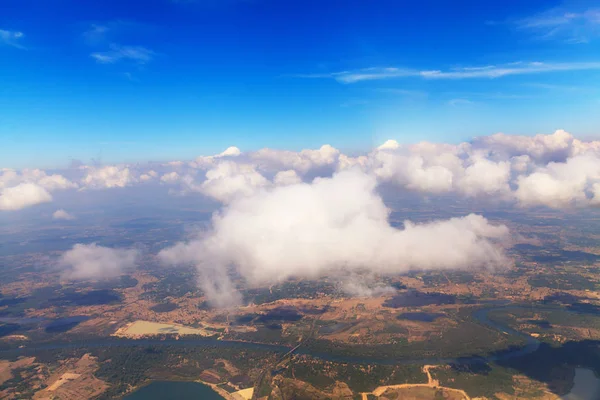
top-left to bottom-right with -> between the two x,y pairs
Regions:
115,321 -> 210,337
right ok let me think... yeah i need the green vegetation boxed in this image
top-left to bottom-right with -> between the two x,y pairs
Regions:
420,271 -> 481,287
528,273 -> 599,291
92,275 -> 139,290
431,363 -> 516,398
284,357 -> 426,393
0,365 -> 40,397
305,315 -> 523,361
92,345 -> 276,398
142,269 -> 202,301
150,302 -> 179,313
242,280 -> 337,305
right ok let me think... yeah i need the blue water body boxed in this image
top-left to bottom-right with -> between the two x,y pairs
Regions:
561,368 -> 600,400
124,381 -> 224,399
0,304 -> 583,368
398,312 -> 444,322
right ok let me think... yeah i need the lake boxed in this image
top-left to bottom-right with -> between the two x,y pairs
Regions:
125,381 -> 225,400
561,368 -> 600,400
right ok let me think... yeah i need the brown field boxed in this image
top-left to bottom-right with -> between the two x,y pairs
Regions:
113,320 -> 212,337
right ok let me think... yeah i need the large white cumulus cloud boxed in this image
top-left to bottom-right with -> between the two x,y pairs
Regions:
0,169 -> 77,211
471,129 -> 596,163
0,183 -> 52,211
81,165 -> 136,189
199,161 -> 270,203
6,129 -> 600,211
159,169 -> 511,306
59,243 -> 139,280
250,144 -> 340,175
515,154 -> 600,207
338,129 -> 600,208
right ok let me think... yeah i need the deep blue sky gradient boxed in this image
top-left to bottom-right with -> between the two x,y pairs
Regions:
1,0 -> 599,168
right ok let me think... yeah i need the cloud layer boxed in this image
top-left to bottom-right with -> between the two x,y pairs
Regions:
159,169 -> 511,306
6,129 -> 597,307
59,243 -> 139,280
296,62 -> 600,83
4,130 -> 600,211
0,169 -> 77,211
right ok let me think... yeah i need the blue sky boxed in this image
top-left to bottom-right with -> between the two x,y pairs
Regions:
1,0 -> 600,168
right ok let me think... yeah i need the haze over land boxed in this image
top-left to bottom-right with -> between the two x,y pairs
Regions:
3,1 -> 600,398
2,129 -> 600,305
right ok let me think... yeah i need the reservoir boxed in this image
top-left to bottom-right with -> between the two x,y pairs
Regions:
561,368 -> 600,400
125,381 -> 225,399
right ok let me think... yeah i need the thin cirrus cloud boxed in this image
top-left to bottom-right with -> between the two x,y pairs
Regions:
91,44 -> 155,64
82,24 -> 110,45
0,29 -> 25,49
297,62 -> 600,83
515,7 -> 600,43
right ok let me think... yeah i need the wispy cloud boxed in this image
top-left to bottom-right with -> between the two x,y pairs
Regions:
0,29 -> 25,49
83,24 -> 110,45
91,44 -> 155,64
297,62 -> 600,83
516,7 -> 600,43
294,67 -> 415,83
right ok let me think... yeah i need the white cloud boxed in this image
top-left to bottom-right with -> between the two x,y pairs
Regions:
356,130 -> 600,206
59,243 -> 138,280
0,183 -> 52,211
515,154 -> 600,208
218,146 -> 242,157
377,140 -> 400,151
160,169 -> 510,307
1,169 -> 77,191
140,170 -> 158,182
516,7 -> 600,43
0,170 -> 76,211
33,173 -> 78,191
81,165 -> 136,189
456,157 -> 511,197
0,29 -> 25,49
250,144 -> 340,175
53,209 -> 75,220
6,129 -> 600,212
82,23 -> 109,45
199,161 -> 269,203
471,129 -> 578,163
298,62 -> 600,83
273,170 -> 302,186
91,44 -> 154,64
189,146 -> 242,169
0,169 -> 20,190
160,171 -> 180,184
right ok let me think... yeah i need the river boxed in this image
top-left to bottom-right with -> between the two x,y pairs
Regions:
124,381 -> 225,399
0,305 -> 557,366
561,368 -> 600,400
1,304 -> 596,398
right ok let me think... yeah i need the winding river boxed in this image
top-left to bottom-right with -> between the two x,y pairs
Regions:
0,305 -> 561,365
2,304 -> 599,398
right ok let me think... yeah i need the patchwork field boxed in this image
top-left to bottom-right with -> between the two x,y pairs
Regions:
114,320 -> 211,337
